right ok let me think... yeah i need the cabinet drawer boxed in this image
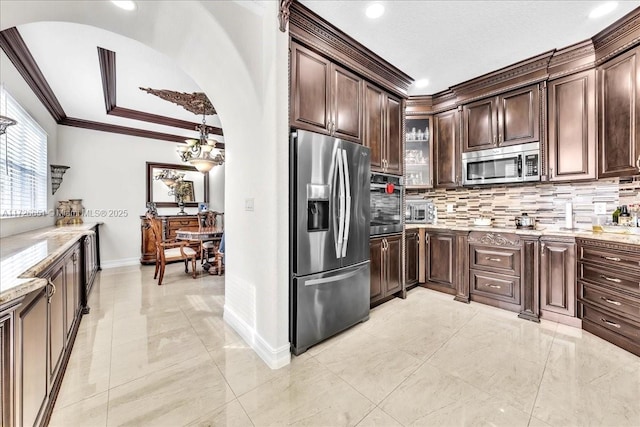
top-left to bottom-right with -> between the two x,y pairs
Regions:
578,245 -> 640,275
579,263 -> 640,297
470,245 -> 520,276
580,303 -> 640,343
470,270 -> 520,304
579,282 -> 640,321
168,218 -> 199,229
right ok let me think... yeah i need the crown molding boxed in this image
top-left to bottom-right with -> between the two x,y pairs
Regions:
592,6 -> 640,65
97,47 -> 224,137
0,28 -> 225,147
59,117 -> 197,143
547,39 -> 596,80
289,1 -> 413,98
0,27 -> 66,122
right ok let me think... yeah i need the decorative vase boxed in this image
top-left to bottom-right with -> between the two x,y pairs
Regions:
57,200 -> 71,217
69,199 -> 84,223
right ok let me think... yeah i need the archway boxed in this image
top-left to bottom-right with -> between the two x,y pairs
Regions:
0,0 -> 290,368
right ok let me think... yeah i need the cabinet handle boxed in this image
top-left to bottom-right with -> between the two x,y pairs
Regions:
493,135 -> 497,145
636,154 -> 640,172
549,167 -> 553,178
46,278 -> 56,301
601,256 -> 621,262
600,274 -> 621,283
487,284 -> 501,289
600,297 -> 622,306
485,257 -> 502,262
541,242 -> 545,256
601,318 -> 621,329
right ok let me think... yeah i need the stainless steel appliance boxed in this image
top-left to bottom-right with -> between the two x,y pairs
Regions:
406,199 -> 436,224
289,129 -> 371,355
462,142 -> 540,186
370,173 -> 403,235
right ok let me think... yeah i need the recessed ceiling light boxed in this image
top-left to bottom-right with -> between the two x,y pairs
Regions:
365,3 -> 385,19
414,79 -> 429,89
111,1 -> 136,11
589,1 -> 617,19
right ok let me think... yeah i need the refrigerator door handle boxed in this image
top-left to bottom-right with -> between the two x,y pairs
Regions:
330,141 -> 341,259
304,266 -> 362,286
341,148 -> 351,258
336,144 -> 346,259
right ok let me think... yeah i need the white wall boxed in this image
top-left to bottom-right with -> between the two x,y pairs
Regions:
0,51 -> 58,237
55,126 -> 224,267
1,0 -> 291,368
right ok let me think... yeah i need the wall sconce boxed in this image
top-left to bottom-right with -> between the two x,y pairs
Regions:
50,164 -> 70,195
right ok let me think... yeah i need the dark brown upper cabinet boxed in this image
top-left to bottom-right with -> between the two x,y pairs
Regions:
462,84 -> 540,152
548,69 -> 597,182
290,42 -> 362,144
598,46 -> 640,179
434,108 -> 460,188
364,82 -> 402,175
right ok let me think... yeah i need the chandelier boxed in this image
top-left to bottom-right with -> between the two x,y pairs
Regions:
176,112 -> 225,174
139,88 -> 224,174
154,169 -> 184,187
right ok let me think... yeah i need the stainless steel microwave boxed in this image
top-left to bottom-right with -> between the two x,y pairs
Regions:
461,142 -> 540,186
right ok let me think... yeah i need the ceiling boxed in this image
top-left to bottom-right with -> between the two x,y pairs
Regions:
1,1 -> 638,142
3,21 -> 224,144
300,0 -> 640,95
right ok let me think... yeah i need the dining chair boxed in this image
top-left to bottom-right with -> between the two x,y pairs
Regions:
146,213 -> 197,285
198,211 -> 224,264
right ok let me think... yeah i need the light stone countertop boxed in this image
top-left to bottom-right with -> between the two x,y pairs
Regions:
0,223 -> 101,305
405,223 -> 640,246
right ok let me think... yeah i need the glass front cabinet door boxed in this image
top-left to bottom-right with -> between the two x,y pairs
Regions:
405,116 -> 432,188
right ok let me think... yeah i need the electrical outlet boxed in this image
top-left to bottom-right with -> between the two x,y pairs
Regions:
447,204 -> 455,213
594,202 -> 606,215
245,198 -> 254,211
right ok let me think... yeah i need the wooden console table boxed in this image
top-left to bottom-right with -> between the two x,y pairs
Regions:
139,214 -> 200,264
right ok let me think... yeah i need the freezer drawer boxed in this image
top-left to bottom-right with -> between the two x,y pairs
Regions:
291,262 -> 370,355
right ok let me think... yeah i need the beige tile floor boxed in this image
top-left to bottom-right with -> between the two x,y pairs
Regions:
50,264 -> 640,427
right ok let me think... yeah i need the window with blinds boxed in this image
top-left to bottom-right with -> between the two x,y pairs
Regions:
1,87 -> 48,217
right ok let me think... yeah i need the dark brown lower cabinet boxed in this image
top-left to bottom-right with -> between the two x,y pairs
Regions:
2,240 -> 86,427
539,237 -> 576,321
18,288 -> 48,427
405,230 -> 419,287
1,311 -> 11,427
370,234 -> 402,305
423,230 -> 469,301
577,238 -> 640,357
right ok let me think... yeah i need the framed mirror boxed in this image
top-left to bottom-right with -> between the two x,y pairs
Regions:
146,162 -> 209,208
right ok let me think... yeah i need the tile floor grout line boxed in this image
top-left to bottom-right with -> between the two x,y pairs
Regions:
526,321 -> 558,427
104,273 -> 116,427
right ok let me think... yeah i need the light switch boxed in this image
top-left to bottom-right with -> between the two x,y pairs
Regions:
447,204 -> 455,213
245,198 -> 254,211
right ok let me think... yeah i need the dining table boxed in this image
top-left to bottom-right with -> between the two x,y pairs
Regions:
175,226 -> 223,275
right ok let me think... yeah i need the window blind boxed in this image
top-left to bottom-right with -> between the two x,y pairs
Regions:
0,88 -> 47,217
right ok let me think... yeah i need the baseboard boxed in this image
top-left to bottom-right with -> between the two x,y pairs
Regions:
100,257 -> 140,269
223,304 -> 291,370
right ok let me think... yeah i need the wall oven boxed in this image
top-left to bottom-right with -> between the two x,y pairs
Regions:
462,142 -> 540,186
370,173 -> 403,236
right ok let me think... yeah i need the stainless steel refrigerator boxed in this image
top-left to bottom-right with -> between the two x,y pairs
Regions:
290,129 -> 371,355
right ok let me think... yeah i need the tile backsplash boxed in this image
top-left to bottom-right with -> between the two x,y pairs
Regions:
410,177 -> 640,229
